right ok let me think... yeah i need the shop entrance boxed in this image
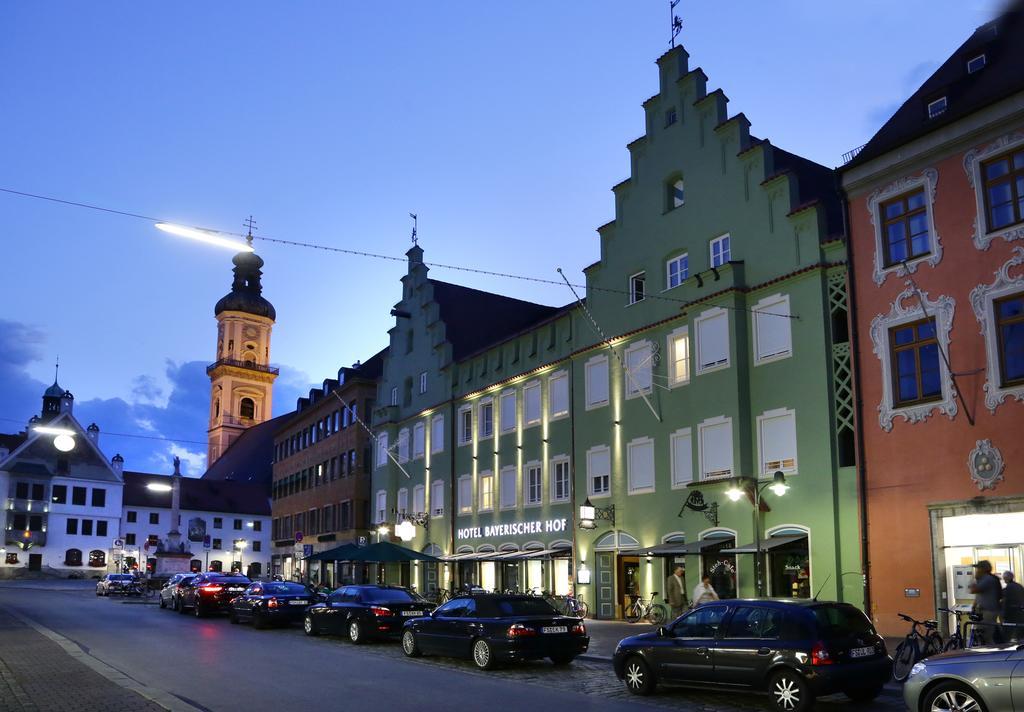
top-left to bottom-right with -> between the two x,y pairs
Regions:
701,536 -> 737,599
28,554 -> 41,571
767,535 -> 810,598
619,555 -> 641,611
501,561 -> 520,592
941,511 -> 1024,608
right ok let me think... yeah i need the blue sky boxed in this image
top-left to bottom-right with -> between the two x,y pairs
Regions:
0,1 -> 999,473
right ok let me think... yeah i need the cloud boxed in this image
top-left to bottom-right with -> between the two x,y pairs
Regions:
131,375 -> 164,405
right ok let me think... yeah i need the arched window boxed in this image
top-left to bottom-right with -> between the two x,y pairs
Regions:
247,562 -> 262,578
214,399 -> 220,417
209,560 -> 223,572
64,549 -> 82,566
190,559 -> 202,572
239,398 -> 255,419
422,544 -> 443,557
88,550 -> 106,567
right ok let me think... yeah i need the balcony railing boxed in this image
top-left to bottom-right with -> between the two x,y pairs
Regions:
206,358 -> 280,376
841,143 -> 867,165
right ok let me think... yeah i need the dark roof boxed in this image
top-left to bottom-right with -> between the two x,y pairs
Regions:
214,250 -> 276,320
123,471 -> 270,515
294,347 -> 387,414
0,433 -> 27,452
770,146 -> 843,238
847,3 -> 1024,168
349,348 -> 386,380
202,414 -> 289,484
429,279 -> 561,361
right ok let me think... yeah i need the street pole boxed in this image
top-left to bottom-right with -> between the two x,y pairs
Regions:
753,486 -> 763,597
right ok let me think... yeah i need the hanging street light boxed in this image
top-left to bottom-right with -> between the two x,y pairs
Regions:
33,425 -> 76,452
577,498 -> 615,530
155,222 -> 253,252
723,471 -> 790,596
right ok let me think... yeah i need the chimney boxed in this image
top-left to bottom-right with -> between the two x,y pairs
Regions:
111,453 -> 124,475
86,423 -> 100,446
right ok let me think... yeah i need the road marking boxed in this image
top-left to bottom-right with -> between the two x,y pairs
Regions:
1,604 -> 204,712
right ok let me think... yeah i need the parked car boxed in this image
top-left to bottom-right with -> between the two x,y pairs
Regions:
303,584 -> 429,643
229,581 -> 315,628
96,573 -> 135,596
400,594 -> 589,670
176,572 -> 250,617
158,573 -> 196,610
612,599 -> 891,712
903,643 -> 1024,711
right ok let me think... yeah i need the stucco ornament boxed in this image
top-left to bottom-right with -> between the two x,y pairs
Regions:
870,285 -> 957,431
968,439 -> 1005,491
964,132 -> 1024,251
969,246 -> 1024,412
867,168 -> 942,285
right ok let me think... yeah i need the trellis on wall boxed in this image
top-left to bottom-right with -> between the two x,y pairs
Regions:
828,270 -> 856,466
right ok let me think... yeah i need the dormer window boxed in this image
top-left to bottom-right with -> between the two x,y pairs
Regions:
629,272 -> 646,304
927,97 -> 947,119
666,178 -> 685,210
967,54 -> 986,74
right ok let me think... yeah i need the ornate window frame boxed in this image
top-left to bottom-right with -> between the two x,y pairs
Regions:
866,168 -> 941,285
964,131 -> 1024,250
970,246 -> 1024,412
869,286 -> 957,431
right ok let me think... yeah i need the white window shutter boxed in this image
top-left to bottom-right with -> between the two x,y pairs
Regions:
586,357 -> 609,406
525,383 -> 541,423
626,343 -> 653,393
760,410 -> 798,473
500,467 -> 516,508
431,415 -> 444,453
550,374 -> 569,415
671,430 -> 693,486
700,419 -> 733,478
755,297 -> 792,361
413,423 -> 425,457
501,392 -> 516,431
628,439 -> 655,492
413,485 -> 425,514
697,311 -> 729,370
431,480 -> 444,515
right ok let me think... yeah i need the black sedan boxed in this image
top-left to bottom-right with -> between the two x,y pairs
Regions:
177,572 -> 250,617
400,594 -> 589,670
229,581 -> 316,628
158,573 -> 196,610
303,585 -> 429,643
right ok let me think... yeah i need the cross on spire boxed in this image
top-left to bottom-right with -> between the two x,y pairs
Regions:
670,0 -> 682,48
243,215 -> 257,246
409,213 -> 418,245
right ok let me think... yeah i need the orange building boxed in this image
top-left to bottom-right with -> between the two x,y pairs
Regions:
841,7 -> 1024,636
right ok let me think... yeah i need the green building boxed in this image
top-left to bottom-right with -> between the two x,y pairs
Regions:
370,45 -> 861,618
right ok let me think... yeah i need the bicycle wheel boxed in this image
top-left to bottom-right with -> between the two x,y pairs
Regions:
576,599 -> 589,619
647,604 -> 668,626
624,603 -> 641,623
892,639 -> 917,682
925,631 -> 944,657
943,633 -> 963,652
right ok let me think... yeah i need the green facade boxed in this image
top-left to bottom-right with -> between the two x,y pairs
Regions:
370,45 -> 862,617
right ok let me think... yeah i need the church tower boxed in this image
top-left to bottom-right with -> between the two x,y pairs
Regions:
207,238 -> 278,466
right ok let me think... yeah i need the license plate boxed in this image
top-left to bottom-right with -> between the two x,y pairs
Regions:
402,610 -> 423,617
850,646 -> 874,658
228,587 -> 244,592
289,600 -> 308,606
542,626 -> 568,634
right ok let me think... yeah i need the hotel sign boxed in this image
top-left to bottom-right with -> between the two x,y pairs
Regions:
456,518 -> 567,541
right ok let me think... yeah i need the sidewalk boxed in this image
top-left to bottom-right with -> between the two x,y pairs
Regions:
0,607 -> 163,711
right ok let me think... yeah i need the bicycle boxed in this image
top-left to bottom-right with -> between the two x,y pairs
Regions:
938,607 -> 981,651
892,613 -> 943,682
624,592 -> 669,625
547,593 -> 589,618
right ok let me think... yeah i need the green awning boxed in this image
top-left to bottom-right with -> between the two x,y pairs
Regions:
306,542 -> 361,561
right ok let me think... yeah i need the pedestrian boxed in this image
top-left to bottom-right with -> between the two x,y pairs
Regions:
969,560 -> 1002,644
665,565 -> 687,619
1001,571 -> 1024,642
691,574 -> 719,607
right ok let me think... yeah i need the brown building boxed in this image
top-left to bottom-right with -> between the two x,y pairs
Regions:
270,351 -> 385,583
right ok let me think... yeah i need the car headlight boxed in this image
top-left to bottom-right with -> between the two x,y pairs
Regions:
909,662 -> 927,678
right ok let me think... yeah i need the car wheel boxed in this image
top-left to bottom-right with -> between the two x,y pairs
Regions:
550,654 -> 575,666
845,684 -> 883,704
622,656 -> 655,695
348,619 -> 364,644
472,638 -> 497,670
304,615 -> 318,637
402,629 -> 421,657
923,682 -> 987,712
769,669 -> 812,712
194,602 -> 206,618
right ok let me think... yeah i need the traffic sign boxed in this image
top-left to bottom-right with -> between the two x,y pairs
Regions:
202,535 -> 211,550
295,531 -> 304,543
303,544 -> 313,557
143,541 -> 150,551
357,536 -> 367,546
113,539 -> 124,549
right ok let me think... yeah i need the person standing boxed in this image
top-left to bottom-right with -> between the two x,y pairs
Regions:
665,565 -> 687,619
1002,571 -> 1024,642
969,560 -> 1002,644
691,574 -> 719,607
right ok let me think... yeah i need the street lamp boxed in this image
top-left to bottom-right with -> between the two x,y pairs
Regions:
33,425 -> 76,452
375,525 -> 390,543
235,539 -> 247,574
155,223 -> 254,252
724,471 -> 789,596
577,498 -> 615,530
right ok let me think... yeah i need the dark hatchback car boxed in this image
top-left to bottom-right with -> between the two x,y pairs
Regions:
303,585 -> 428,643
612,599 -> 891,712
158,573 -> 196,610
229,581 -> 316,628
177,573 -> 250,617
401,594 -> 589,670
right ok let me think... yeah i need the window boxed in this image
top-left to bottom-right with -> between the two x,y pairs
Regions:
699,416 -> 734,479
431,480 -> 444,517
239,397 -> 255,419
668,327 -> 690,385
670,429 -> 693,488
81,520 -> 93,536
627,437 -> 655,494
458,406 -> 473,445
927,96 -> 947,118
664,107 -> 677,126
31,483 -> 44,501
125,533 -> 136,546
549,372 -> 569,417
88,488 -> 106,508
710,234 -> 731,267
52,485 -> 67,504
674,605 -> 728,638
890,318 -> 942,406
233,519 -> 242,530
759,408 -> 798,474
585,355 -> 609,408
213,539 -> 222,550
412,422 -> 425,459
213,517 -> 222,529
996,294 -> 1024,386
587,446 -> 611,497
72,487 -> 86,506
397,488 -> 408,516
880,190 -> 930,267
126,510 -> 137,523
478,473 -> 494,511
500,391 -> 516,432
967,54 -> 986,73
15,482 -> 28,499
499,467 -> 516,510
725,606 -> 786,639
431,415 -> 444,454
413,485 -> 425,515
981,147 -> 1024,231
376,433 -> 389,468
629,272 -> 646,304
66,518 -> 78,535
375,491 -> 387,524
666,253 -> 688,288
88,550 -> 106,567
624,341 -> 653,396
551,459 -> 570,502
753,294 -> 793,363
149,512 -> 160,525
65,549 -> 82,566
696,308 -> 730,373
389,387 -> 398,407
419,371 -> 428,394
668,179 -> 685,209
458,476 -> 472,514
524,382 -> 541,425
479,400 -> 494,439
397,428 -> 410,463
525,465 -> 542,506
252,541 -> 261,553
97,521 -> 108,537
252,521 -> 261,532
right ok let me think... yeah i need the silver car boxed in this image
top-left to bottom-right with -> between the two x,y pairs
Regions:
903,644 -> 1024,711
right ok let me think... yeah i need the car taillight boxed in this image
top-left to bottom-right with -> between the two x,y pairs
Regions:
267,597 -> 279,609
811,642 -> 833,666
200,584 -> 223,594
571,623 -> 586,635
371,606 -> 391,617
507,624 -> 537,639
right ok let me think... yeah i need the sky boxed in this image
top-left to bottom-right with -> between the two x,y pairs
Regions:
0,1 -> 1001,474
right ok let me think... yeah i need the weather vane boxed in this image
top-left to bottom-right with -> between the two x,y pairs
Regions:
409,213 -> 418,245
243,215 -> 257,246
670,0 -> 682,48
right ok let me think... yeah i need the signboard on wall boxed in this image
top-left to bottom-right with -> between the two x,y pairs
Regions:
456,518 -> 567,541
188,517 -> 207,542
